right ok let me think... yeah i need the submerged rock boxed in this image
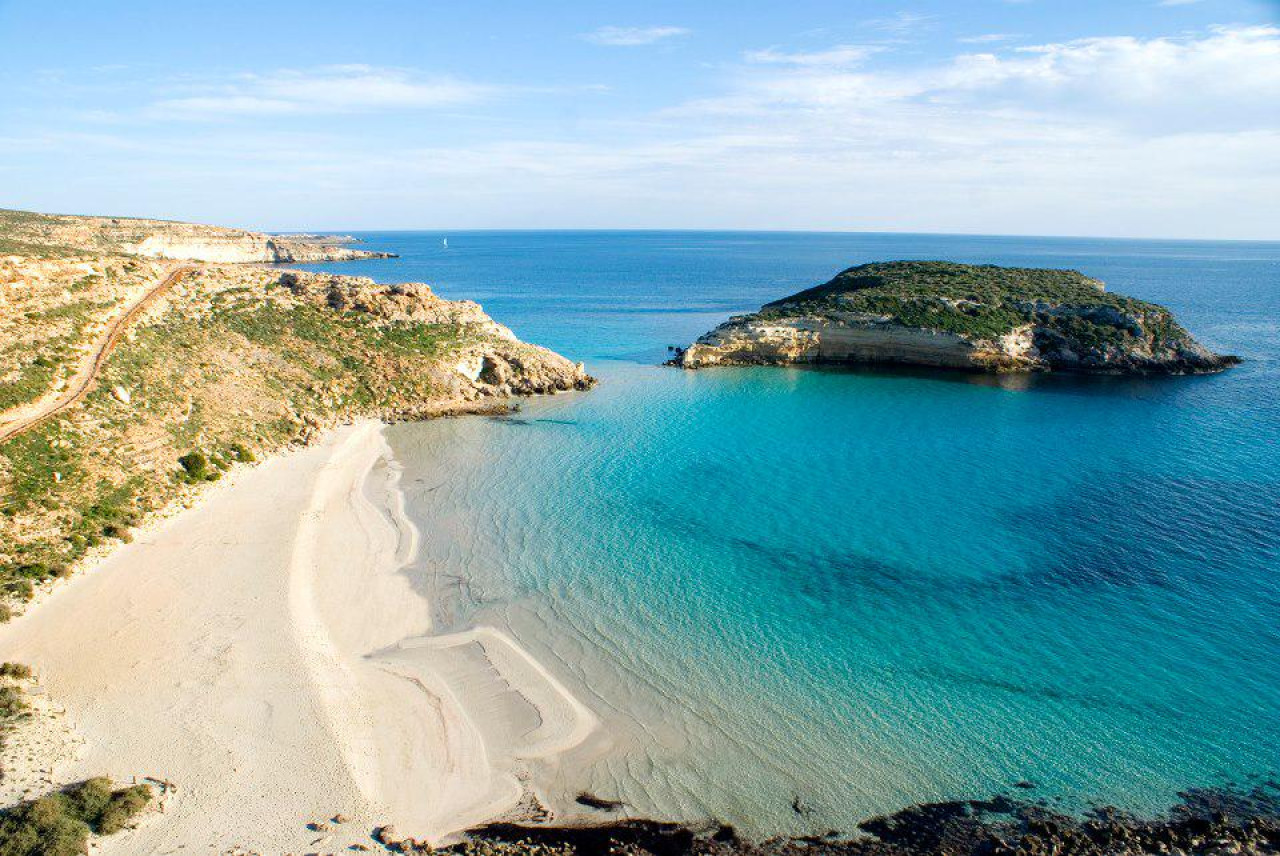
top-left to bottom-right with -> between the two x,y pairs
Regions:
675,261 -> 1239,375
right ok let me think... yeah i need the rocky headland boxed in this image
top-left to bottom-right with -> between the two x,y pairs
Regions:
0,207 -> 395,263
0,211 -> 591,610
675,261 -> 1238,375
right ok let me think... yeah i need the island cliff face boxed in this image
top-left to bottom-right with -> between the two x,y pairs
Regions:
676,261 -> 1238,375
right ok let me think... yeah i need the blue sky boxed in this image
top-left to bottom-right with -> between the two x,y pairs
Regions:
1,0 -> 1277,238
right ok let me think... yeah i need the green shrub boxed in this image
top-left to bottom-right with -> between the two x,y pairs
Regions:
96,786 -> 151,835
226,443 -> 255,463
63,779 -> 111,825
0,779 -> 152,855
3,582 -> 33,603
0,663 -> 32,680
0,685 -> 27,719
175,451 -> 217,484
0,794 -> 90,856
177,451 -> 207,475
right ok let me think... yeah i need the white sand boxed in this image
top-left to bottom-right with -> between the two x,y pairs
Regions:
0,421 -> 597,853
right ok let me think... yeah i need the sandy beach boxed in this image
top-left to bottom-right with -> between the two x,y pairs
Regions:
0,420 -> 597,853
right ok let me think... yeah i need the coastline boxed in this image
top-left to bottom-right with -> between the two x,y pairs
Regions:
0,417 -> 598,852
0,229 -> 1275,852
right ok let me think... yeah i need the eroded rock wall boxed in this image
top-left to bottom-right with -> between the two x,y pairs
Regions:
678,315 -> 1039,371
125,233 -> 388,263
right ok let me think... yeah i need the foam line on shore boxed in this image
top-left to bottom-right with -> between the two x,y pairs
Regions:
293,421 -> 601,841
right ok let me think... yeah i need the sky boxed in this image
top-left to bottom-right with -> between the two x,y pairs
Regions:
1,0 -> 1278,238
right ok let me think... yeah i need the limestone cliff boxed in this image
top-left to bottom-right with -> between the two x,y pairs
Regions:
123,230 -> 393,263
676,261 -> 1237,375
0,208 -> 394,263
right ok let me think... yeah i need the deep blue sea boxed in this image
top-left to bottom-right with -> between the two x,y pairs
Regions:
299,231 -> 1280,835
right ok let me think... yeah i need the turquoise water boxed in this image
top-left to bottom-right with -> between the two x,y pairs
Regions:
300,232 -> 1280,834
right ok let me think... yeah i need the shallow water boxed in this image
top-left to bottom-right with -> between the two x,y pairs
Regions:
299,231 -> 1280,836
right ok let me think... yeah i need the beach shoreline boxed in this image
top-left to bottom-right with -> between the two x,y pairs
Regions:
0,417 -> 598,852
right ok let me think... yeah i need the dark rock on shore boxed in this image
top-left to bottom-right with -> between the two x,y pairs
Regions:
576,793 -> 625,811
451,784 -> 1280,856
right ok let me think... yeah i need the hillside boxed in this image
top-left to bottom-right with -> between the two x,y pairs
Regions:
676,261 -> 1238,374
0,214 -> 591,609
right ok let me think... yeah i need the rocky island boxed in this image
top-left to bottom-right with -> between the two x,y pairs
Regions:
675,261 -> 1238,374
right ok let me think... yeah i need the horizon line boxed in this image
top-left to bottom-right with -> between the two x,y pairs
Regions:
269,226 -> 1280,245
3,206 -> 1276,245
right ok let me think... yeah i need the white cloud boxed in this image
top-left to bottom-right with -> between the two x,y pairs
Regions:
688,26 -> 1280,130
942,26 -> 1280,128
958,33 -> 1021,44
10,25 -> 1278,237
582,26 -> 690,46
627,25 -> 1280,236
744,45 -> 878,68
152,65 -> 495,119
861,12 -> 937,34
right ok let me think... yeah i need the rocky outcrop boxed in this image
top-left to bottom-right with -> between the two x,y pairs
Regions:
276,270 -> 594,398
676,262 -> 1238,375
278,271 -> 514,336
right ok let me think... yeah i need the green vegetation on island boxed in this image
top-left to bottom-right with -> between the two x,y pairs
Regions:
679,261 -> 1237,374
762,261 -> 1183,344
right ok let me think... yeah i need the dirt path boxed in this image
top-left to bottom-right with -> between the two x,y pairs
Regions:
0,265 -> 194,445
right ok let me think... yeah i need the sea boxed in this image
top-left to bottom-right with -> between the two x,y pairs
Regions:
296,231 -> 1280,836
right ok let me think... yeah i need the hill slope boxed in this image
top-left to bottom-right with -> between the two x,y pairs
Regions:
0,212 -> 590,607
